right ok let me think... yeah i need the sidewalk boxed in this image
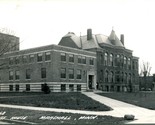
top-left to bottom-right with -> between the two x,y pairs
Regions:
82,92 -> 155,124
0,92 -> 155,124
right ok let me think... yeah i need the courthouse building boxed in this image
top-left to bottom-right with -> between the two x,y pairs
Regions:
0,29 -> 139,92
59,29 -> 139,92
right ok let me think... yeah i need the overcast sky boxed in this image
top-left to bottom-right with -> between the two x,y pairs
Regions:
0,0 -> 155,74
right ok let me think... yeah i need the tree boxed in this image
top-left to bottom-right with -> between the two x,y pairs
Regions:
140,61 -> 152,90
0,27 -> 20,69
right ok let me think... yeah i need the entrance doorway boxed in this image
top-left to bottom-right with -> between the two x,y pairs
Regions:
88,75 -> 93,89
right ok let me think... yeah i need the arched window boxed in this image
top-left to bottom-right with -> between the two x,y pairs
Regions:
121,72 -> 124,82
124,73 -> 127,84
109,54 -> 113,66
128,58 -> 131,69
115,54 -> 120,66
115,71 -> 120,83
128,73 -> 131,84
105,70 -> 108,82
100,54 -> 103,64
109,71 -> 114,83
104,53 -> 108,66
124,57 -> 127,68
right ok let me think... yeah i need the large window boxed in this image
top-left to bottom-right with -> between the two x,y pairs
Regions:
115,54 -> 120,66
69,69 -> 74,79
22,55 -> 27,63
82,56 -> 86,64
9,85 -> 13,91
128,58 -> 131,69
78,55 -> 81,63
61,84 -> 66,91
61,53 -> 66,62
109,54 -> 113,66
90,58 -> 94,65
9,71 -> 13,80
77,70 -> 82,79
15,57 -> 20,64
15,84 -> 19,91
105,70 -> 108,82
61,68 -> 66,78
37,53 -> 43,62
77,85 -> 81,91
41,68 -> 46,78
69,54 -> 74,63
15,70 -> 20,80
26,84 -> 30,91
109,71 -> 114,83
45,52 -> 51,61
69,84 -> 74,91
104,53 -> 108,66
29,54 -> 34,63
26,69 -> 31,79
9,58 -> 14,65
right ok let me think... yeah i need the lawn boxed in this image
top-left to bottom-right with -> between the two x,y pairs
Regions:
97,92 -> 155,110
0,92 -> 111,111
0,107 -> 125,125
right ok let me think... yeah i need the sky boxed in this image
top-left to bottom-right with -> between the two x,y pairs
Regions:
0,0 -> 155,74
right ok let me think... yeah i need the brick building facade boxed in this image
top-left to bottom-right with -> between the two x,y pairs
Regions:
0,45 -> 96,92
59,29 -> 139,92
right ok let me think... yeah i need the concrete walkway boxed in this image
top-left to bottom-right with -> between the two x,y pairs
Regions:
83,92 -> 155,124
0,92 -> 155,124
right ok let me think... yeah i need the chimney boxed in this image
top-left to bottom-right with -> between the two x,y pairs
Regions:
87,29 -> 92,40
120,34 -> 124,45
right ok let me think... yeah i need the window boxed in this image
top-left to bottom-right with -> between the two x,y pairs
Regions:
115,71 -> 120,83
22,55 -> 27,63
109,54 -> 113,66
100,54 -> 103,64
77,85 -> 81,91
45,52 -> 51,61
69,69 -> 74,79
41,68 -> 46,79
105,70 -> 108,82
132,61 -> 135,70
69,54 -> 74,63
61,53 -> 66,61
15,70 -> 20,80
128,73 -> 131,84
26,69 -> 31,79
61,84 -> 66,91
104,53 -> 108,66
69,84 -> 74,91
9,85 -> 13,91
90,58 -> 94,65
29,54 -> 34,63
77,70 -> 82,79
82,56 -> 86,64
124,57 -> 127,65
15,84 -> 19,91
115,54 -> 120,66
78,55 -> 81,63
109,71 -> 114,83
26,84 -> 30,91
9,58 -> 14,65
128,58 -> 131,69
15,57 -> 20,64
37,53 -> 43,62
124,73 -> 128,84
9,71 -> 13,80
61,68 -> 66,78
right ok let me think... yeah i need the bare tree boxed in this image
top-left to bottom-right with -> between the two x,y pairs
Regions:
0,27 -> 20,69
140,61 -> 152,90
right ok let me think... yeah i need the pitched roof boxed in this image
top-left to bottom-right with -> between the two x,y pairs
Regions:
59,30 -> 125,50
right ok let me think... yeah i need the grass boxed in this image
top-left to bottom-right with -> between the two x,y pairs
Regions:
97,91 -> 155,110
0,107 -> 125,125
0,92 -> 111,111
